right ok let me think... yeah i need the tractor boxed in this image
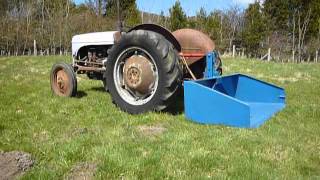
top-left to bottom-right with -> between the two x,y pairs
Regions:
50,24 -> 285,128
50,24 -> 221,114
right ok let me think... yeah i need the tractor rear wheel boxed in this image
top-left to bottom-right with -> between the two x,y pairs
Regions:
50,62 -> 77,97
106,30 -> 182,114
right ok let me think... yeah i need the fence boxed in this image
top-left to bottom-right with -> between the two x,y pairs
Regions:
223,45 -> 319,63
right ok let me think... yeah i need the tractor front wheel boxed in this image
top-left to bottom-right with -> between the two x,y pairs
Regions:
50,62 -> 77,97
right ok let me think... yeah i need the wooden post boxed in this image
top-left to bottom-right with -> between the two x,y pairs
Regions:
267,48 -> 271,62
33,40 -> 37,56
141,11 -> 144,23
316,50 -> 318,63
292,50 -> 295,63
232,45 -> 236,58
242,48 -> 245,58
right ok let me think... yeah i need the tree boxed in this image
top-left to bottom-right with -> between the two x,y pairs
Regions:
0,0 -> 8,16
105,0 -> 140,28
169,0 -> 187,31
242,2 -> 266,57
263,0 -> 290,32
159,11 -> 167,28
123,0 -> 140,27
206,11 -> 228,50
264,0 -> 320,62
195,7 -> 207,31
225,6 -> 243,52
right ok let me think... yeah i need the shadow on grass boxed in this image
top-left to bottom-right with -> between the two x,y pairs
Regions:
75,85 -> 106,98
165,99 -> 184,115
0,124 -> 5,135
76,91 -> 88,98
164,91 -> 185,115
90,87 -> 106,92
84,86 -> 185,115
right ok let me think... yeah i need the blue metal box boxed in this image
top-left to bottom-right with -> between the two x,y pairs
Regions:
184,74 -> 286,128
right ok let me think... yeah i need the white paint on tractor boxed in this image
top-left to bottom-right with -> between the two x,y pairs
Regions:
72,31 -> 117,56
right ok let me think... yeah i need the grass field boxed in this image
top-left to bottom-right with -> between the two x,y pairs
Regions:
0,56 -> 319,179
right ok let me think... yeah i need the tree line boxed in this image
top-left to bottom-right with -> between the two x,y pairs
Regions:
0,0 -> 139,56
0,0 -> 319,62
166,0 -> 320,62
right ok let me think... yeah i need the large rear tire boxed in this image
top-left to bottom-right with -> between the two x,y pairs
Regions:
106,30 -> 182,114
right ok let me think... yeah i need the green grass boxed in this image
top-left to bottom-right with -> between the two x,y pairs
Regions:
0,56 -> 319,179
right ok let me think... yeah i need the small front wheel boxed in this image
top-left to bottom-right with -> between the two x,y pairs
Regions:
50,62 -> 77,97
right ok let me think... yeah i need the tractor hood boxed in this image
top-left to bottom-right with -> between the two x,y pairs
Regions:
72,31 -> 117,56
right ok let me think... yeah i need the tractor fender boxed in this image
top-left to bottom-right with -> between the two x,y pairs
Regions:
128,24 -> 182,52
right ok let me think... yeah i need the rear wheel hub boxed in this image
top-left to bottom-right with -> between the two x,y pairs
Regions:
124,55 -> 156,95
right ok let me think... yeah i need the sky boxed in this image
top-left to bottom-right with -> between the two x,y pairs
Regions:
74,0 -> 255,16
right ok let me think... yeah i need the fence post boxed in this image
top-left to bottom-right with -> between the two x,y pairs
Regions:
267,48 -> 271,62
232,45 -> 236,58
141,11 -> 144,23
242,48 -> 245,58
34,40 -> 37,56
292,50 -> 295,63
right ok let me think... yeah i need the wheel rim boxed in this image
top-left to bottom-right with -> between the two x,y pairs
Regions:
52,68 -> 70,96
113,47 -> 159,106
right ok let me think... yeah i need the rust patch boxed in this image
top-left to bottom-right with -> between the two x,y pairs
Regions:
123,55 -> 156,94
173,29 -> 215,65
52,68 -> 71,96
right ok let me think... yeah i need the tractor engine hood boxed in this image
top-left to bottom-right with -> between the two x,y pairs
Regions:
72,31 -> 117,56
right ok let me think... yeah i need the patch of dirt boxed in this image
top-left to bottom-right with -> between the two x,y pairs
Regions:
262,145 -> 289,162
29,67 -> 39,73
71,128 -> 89,136
245,68 -> 252,73
33,130 -> 50,142
269,72 -> 312,83
275,77 -> 299,83
13,74 -> 22,81
67,162 -> 97,180
137,124 -> 167,137
0,151 -> 34,180
0,65 -> 7,69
